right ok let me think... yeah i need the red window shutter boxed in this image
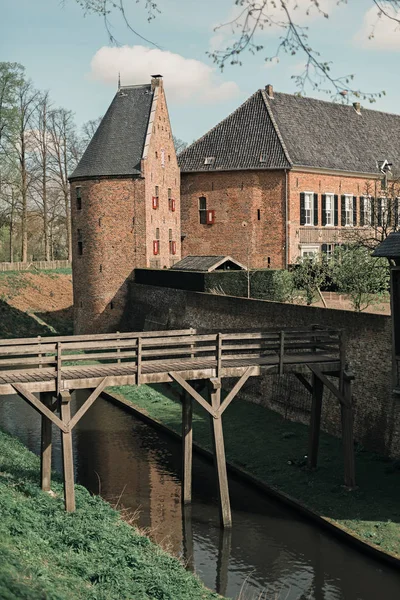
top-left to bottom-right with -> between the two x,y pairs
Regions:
153,240 -> 159,255
206,209 -> 215,224
171,198 -> 176,212
152,196 -> 159,209
171,241 -> 177,255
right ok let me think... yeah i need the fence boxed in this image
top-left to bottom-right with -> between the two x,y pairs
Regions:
0,260 -> 71,272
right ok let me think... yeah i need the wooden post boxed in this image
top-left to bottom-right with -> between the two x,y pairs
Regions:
209,381 -> 232,528
40,392 -> 53,491
137,336 -> 142,386
216,527 -> 232,597
38,335 -> 42,369
182,505 -> 194,572
56,341 -> 62,396
279,330 -> 285,375
116,331 -> 121,363
59,390 -> 75,512
341,377 -> 356,488
307,373 -> 324,469
181,390 -> 193,504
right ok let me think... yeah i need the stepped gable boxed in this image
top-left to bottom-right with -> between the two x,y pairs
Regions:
70,84 -> 153,179
178,90 -> 291,173
267,92 -> 400,175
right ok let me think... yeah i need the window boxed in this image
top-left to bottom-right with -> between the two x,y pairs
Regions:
199,196 -> 207,224
161,149 -> 165,168
168,188 -> 171,199
343,194 -> 354,226
155,151 -> 158,159
301,245 -> 319,258
169,228 -> 172,240
322,243 -> 335,259
204,157 -> 215,165
360,196 -> 372,226
257,209 -> 261,221
155,228 -> 160,240
323,194 -> 334,226
155,186 -> 159,197
304,192 -> 314,226
77,229 -> 83,256
76,187 -> 82,210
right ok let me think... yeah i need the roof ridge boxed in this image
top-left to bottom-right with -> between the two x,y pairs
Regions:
272,91 -> 400,120
261,89 -> 292,166
179,90 -> 262,157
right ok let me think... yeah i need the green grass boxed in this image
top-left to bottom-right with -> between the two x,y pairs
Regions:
0,429 -> 221,600
110,383 -> 400,558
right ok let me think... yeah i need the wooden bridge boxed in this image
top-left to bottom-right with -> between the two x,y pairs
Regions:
0,326 -> 355,527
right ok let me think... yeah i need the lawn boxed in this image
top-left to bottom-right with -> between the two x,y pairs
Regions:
109,382 -> 400,558
0,429 -> 221,600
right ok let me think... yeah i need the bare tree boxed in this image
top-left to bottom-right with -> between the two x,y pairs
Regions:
48,108 -> 79,259
31,91 -> 52,260
173,136 -> 188,155
81,116 -> 102,151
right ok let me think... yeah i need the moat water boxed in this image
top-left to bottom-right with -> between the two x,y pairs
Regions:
1,391 -> 400,599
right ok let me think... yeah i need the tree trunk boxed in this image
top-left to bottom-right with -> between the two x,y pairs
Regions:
64,187 -> 71,260
9,190 -> 14,263
20,135 -> 28,263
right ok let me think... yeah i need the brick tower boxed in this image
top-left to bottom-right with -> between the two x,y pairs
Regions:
69,76 -> 180,334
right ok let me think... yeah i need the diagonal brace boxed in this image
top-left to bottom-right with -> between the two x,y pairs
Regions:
308,365 -> 349,406
12,383 -> 68,433
169,372 -> 218,418
68,377 -> 110,430
219,366 -> 257,416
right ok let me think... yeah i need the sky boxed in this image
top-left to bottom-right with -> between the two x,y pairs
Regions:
1,0 -> 400,144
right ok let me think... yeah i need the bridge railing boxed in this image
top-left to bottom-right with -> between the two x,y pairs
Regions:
0,327 -> 343,381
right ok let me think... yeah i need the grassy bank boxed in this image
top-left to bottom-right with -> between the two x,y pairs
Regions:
0,429 -> 221,600
109,383 -> 400,559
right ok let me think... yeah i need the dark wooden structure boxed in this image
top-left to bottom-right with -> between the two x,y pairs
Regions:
0,326 -> 355,526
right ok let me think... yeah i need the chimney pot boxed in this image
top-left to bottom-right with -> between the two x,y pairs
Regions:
353,102 -> 361,114
151,74 -> 163,91
265,84 -> 274,99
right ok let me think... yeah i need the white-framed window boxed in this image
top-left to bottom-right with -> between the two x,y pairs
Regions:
325,193 -> 334,226
381,197 -> 388,226
363,196 -> 372,226
301,245 -> 319,258
304,192 -> 314,226
322,243 -> 335,259
344,194 -> 353,226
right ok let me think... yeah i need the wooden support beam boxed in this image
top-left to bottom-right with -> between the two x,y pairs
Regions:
295,372 -> 313,394
40,392 -> 53,491
181,390 -> 193,504
219,366 -> 257,415
307,373 -> 324,470
182,505 -> 194,572
279,331 -> 285,375
341,378 -> 356,489
307,365 -> 348,406
210,386 -> 232,528
169,372 -> 218,418
59,390 -> 75,512
68,378 -> 109,430
12,383 -> 68,432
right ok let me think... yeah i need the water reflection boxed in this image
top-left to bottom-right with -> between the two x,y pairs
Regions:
0,391 -> 400,599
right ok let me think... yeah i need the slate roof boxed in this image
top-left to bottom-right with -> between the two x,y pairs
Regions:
178,91 -> 291,173
70,84 -> 153,179
179,89 -> 400,176
172,255 -> 246,272
372,232 -> 400,258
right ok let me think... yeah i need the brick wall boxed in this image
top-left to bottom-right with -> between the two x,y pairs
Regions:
181,170 -> 286,269
288,170 -> 380,263
71,177 -> 146,333
125,283 -> 400,458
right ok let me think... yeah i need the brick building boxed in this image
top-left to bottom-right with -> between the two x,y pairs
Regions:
178,85 -> 400,269
69,76 -> 180,333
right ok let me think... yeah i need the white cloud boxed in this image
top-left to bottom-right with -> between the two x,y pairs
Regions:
354,4 -> 400,50
89,45 -> 240,104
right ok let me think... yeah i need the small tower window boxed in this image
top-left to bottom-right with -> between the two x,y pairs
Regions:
199,196 -> 207,224
169,228 -> 172,240
76,187 -> 82,210
156,228 -> 160,240
168,188 -> 172,199
155,151 -> 158,159
155,186 -> 159,197
257,209 -> 261,221
77,229 -> 83,256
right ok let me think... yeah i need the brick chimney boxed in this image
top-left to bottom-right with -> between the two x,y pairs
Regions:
265,84 -> 274,99
151,74 -> 163,91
